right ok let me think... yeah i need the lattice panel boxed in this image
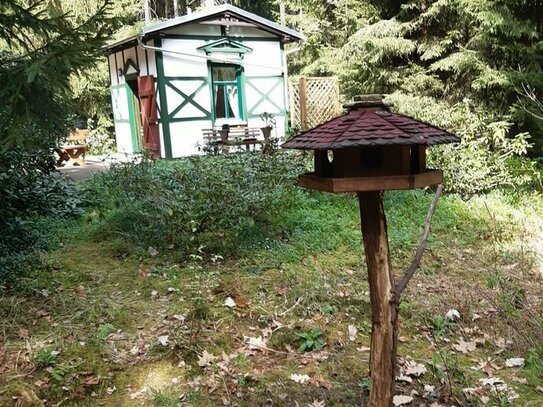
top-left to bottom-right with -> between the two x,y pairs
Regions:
289,76 -> 340,131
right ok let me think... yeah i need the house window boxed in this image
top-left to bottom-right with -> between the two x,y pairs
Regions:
211,64 -> 244,120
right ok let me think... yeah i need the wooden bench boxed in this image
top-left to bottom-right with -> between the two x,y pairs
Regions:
202,125 -> 263,153
57,129 -> 88,166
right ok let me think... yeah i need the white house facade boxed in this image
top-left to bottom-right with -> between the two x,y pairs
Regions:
105,4 -> 303,158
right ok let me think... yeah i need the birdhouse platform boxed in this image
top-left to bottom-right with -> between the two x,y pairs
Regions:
282,95 -> 459,192
298,170 -> 443,193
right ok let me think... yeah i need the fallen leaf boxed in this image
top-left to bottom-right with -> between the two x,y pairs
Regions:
130,389 -> 146,399
290,373 -> 311,384
445,309 -> 461,321
18,328 -> 30,339
197,350 -> 216,367
396,374 -> 412,383
81,376 -> 100,386
393,395 -> 413,406
424,384 -> 435,394
157,335 -> 169,346
482,361 -> 494,376
453,339 -> 477,354
505,358 -> 524,367
479,377 -> 504,386
245,336 -> 268,351
224,297 -> 236,308
405,361 -> 427,377
74,285 -> 86,298
348,325 -> 357,342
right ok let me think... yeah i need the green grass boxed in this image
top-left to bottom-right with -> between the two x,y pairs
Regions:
1,157 -> 542,406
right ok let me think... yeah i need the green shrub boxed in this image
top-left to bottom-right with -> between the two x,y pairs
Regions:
389,92 -> 538,196
82,152 -> 306,258
0,148 -> 82,286
86,119 -> 116,155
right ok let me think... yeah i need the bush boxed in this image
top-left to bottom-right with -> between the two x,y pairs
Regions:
86,119 -> 116,155
388,92 -> 538,196
0,148 -> 81,286
82,152 -> 306,258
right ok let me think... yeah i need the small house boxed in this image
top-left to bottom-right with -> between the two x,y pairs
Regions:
105,5 -> 303,158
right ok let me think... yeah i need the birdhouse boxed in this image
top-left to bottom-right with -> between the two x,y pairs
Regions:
282,95 -> 460,192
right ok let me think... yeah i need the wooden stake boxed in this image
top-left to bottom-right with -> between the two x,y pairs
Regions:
299,76 -> 308,131
358,191 -> 398,407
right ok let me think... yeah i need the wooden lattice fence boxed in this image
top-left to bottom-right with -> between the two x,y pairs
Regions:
289,76 -> 341,131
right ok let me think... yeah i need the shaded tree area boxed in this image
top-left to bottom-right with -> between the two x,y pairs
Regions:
282,0 -> 543,157
0,0 -> 124,282
144,0 -> 275,20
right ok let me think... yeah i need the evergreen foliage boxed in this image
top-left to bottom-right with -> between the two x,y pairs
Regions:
0,0 -> 120,283
284,0 -> 543,191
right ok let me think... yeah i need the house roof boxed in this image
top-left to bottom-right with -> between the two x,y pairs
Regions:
282,96 -> 460,150
105,4 -> 303,53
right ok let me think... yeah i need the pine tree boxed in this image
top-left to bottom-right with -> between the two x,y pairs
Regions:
0,0 -> 121,153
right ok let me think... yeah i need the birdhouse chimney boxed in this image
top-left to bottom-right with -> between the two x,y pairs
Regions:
343,94 -> 392,111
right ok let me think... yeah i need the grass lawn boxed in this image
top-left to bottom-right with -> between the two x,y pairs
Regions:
1,177 -> 543,406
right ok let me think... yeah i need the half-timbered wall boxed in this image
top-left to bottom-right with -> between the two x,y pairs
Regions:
108,24 -> 290,158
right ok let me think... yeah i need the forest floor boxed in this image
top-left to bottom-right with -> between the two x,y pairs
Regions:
1,192 -> 543,407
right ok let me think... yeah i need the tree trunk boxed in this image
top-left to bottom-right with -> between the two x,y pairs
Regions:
173,0 -> 179,17
358,191 -> 399,407
144,0 -> 151,24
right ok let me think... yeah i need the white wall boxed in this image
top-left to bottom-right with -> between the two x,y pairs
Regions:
170,120 -> 213,157
161,38 -> 208,77
243,40 -> 282,76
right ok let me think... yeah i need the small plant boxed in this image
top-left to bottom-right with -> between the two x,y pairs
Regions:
97,323 -> 115,340
46,363 -> 72,382
149,386 -> 181,407
35,348 -> 58,368
359,377 -> 371,394
320,303 -> 337,314
297,328 -> 324,352
425,315 -> 452,338
428,350 -> 466,388
259,112 -> 276,128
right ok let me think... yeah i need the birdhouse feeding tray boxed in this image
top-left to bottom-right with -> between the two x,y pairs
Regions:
282,95 -> 460,192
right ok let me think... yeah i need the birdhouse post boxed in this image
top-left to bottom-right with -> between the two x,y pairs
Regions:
282,95 -> 459,407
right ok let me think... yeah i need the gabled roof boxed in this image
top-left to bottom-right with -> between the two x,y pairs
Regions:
105,4 -> 303,53
282,96 -> 460,150
197,38 -> 252,54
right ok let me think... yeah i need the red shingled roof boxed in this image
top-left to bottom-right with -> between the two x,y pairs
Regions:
282,106 -> 460,150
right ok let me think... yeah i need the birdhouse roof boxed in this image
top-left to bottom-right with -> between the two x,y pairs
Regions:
282,97 -> 460,150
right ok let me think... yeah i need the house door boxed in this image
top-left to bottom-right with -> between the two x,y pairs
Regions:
126,79 -> 143,152
137,75 -> 161,157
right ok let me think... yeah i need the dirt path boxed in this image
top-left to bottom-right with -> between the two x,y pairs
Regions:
56,154 -> 133,181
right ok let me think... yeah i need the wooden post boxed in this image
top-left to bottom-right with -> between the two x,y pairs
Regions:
358,191 -> 399,407
299,76 -> 308,131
